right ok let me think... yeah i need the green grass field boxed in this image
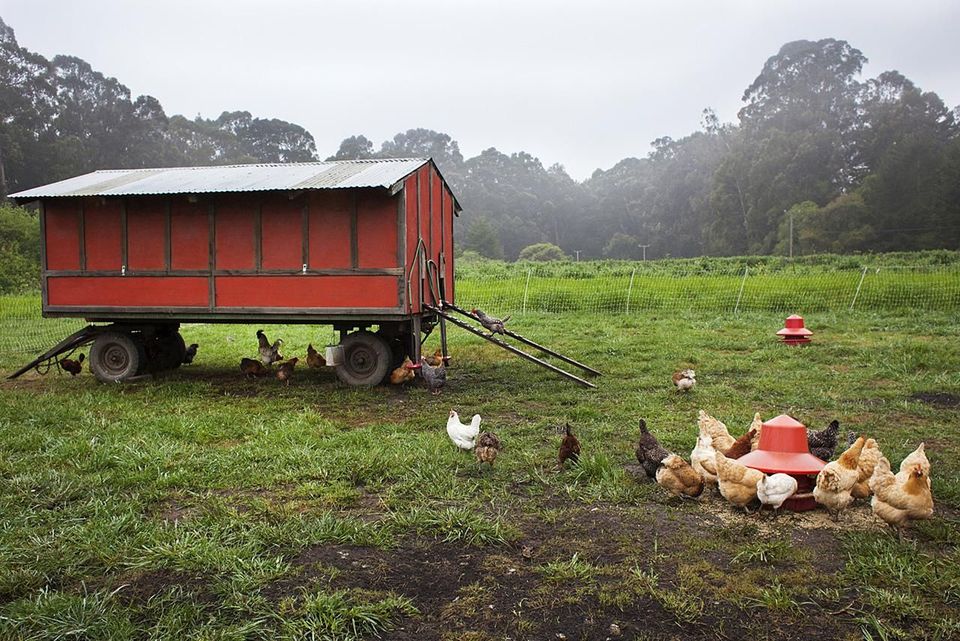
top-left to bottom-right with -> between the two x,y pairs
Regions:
1,307 -> 959,640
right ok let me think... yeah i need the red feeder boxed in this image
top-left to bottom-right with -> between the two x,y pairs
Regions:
738,414 -> 825,511
777,314 -> 812,345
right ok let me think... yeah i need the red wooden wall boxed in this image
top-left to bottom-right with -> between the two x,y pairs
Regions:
41,164 -> 455,315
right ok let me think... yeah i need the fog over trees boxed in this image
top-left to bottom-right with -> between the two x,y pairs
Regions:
2,16 -> 957,259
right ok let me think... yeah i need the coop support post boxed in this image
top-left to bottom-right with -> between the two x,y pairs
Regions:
734,266 -> 748,314
522,268 -> 532,315
625,267 -> 637,314
850,267 -> 869,311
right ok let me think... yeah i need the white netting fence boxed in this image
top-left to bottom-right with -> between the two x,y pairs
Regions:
2,263 -> 958,361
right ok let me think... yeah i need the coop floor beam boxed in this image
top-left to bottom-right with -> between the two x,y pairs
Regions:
426,305 -> 597,389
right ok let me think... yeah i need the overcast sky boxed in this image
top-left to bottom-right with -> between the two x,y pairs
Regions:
3,1 -> 958,180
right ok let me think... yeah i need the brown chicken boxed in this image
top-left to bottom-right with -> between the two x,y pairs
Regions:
475,432 -> 502,468
851,437 -> 882,500
240,357 -> 270,378
748,413 -> 763,451
724,429 -> 756,459
698,410 -> 735,453
425,348 -> 445,367
276,358 -> 299,386
389,356 -> 417,385
869,444 -> 934,531
813,436 -> 866,518
557,423 -> 581,468
61,353 -> 85,376
306,344 -> 325,369
715,451 -> 764,511
656,454 -> 705,499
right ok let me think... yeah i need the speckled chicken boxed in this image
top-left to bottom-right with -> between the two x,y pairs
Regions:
656,454 -> 705,499
475,432 -> 502,468
557,423 -> 581,468
869,444 -> 934,531
808,420 -> 840,462
472,308 -> 510,336
419,356 -> 446,394
635,419 -> 670,479
256,329 -> 283,365
698,410 -> 735,453
814,436 -> 865,518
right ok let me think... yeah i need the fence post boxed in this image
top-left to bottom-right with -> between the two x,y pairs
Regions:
522,268 -> 532,315
734,266 -> 748,314
625,267 -> 637,314
850,267 -> 869,311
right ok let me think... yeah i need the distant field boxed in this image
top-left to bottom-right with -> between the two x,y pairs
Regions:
1,310 -> 959,639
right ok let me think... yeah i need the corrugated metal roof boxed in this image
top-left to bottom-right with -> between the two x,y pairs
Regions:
8,158 -> 431,200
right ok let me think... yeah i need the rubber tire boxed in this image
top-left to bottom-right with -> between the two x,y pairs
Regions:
89,331 -> 143,383
159,332 -> 187,370
376,332 -> 407,369
335,331 -> 392,386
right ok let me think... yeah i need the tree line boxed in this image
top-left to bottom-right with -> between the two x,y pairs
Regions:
1,15 -> 958,260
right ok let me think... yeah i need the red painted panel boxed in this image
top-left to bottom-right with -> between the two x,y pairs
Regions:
170,201 -> 209,270
431,166 -> 443,261
309,191 -> 352,269
47,276 -> 208,307
357,190 -> 398,268
84,199 -> 122,271
216,200 -> 255,270
215,275 -> 399,308
45,201 -> 81,270
405,175 -> 420,312
127,199 -> 166,270
262,197 -> 303,270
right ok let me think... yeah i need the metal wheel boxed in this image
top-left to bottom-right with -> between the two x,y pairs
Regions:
89,332 -> 143,382
335,331 -> 391,386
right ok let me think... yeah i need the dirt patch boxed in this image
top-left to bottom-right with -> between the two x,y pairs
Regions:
911,391 -> 960,408
115,569 -> 209,603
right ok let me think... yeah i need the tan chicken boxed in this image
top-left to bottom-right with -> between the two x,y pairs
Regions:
715,451 -> 764,512
389,356 -> 417,385
306,343 -> 325,369
813,436 -> 865,519
656,454 -> 705,499
851,437 -> 882,500
869,444 -> 934,531
690,433 -> 718,487
748,413 -> 763,451
698,410 -> 735,454
724,429 -> 756,459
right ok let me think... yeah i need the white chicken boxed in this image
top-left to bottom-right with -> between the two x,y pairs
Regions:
446,410 -> 481,451
672,369 -> 696,391
757,473 -> 798,517
690,433 -> 718,486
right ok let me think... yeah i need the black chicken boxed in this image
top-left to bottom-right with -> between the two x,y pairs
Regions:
635,419 -> 671,479
808,419 -> 840,462
183,343 -> 199,364
419,356 -> 446,394
471,308 -> 511,336
61,353 -> 84,376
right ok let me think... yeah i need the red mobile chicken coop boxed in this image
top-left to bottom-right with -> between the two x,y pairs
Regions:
8,159 -> 459,384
